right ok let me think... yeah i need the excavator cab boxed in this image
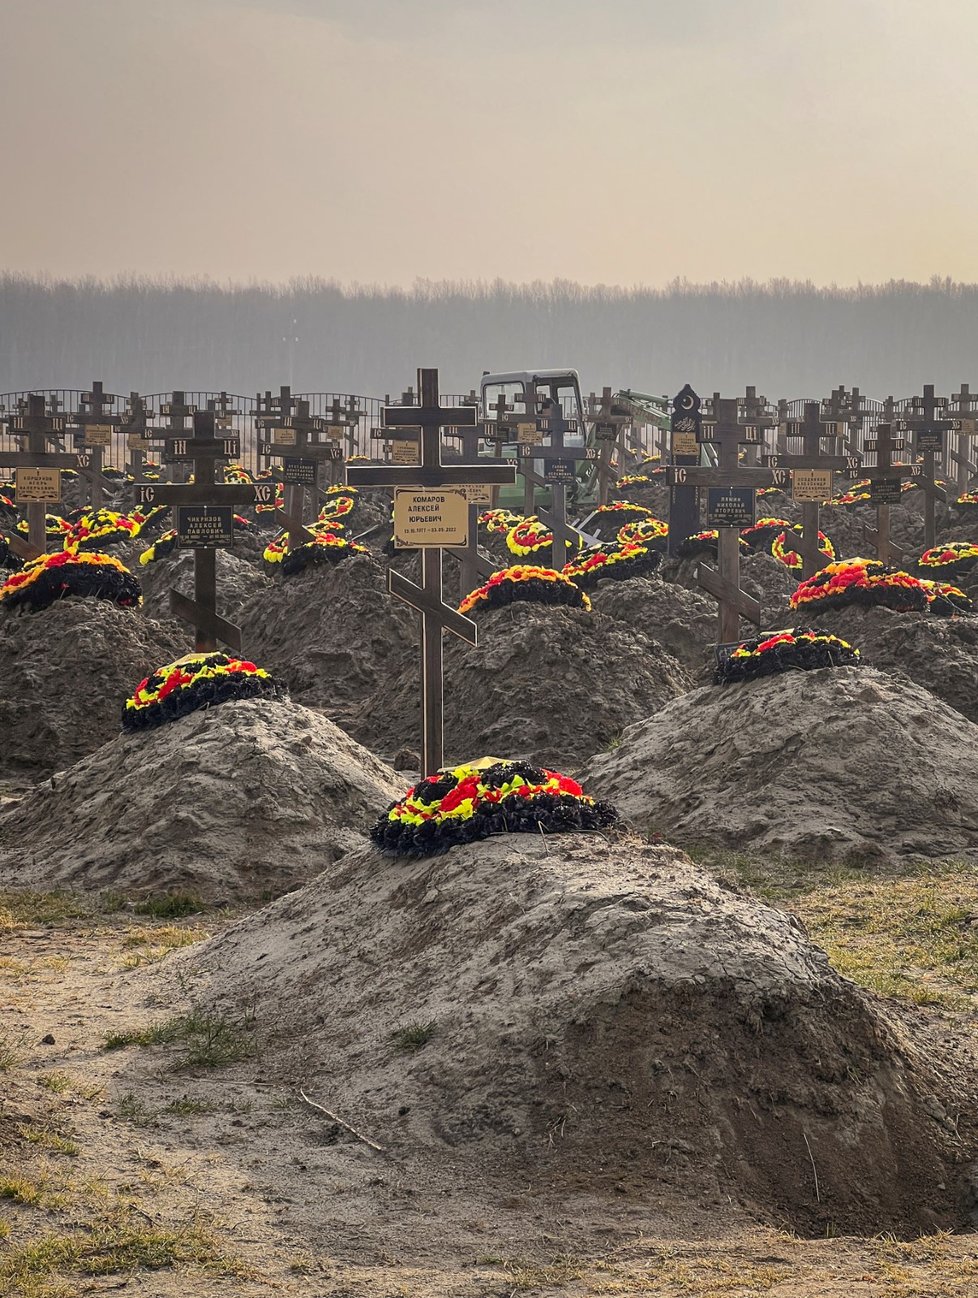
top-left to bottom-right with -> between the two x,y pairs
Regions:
479,369 -> 588,508
480,368 -> 586,438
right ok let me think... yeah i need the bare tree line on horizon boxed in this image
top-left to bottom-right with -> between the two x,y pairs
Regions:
0,273 -> 973,401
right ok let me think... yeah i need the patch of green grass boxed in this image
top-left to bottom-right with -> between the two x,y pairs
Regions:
0,1175 -> 44,1205
37,1072 -> 101,1101
132,893 -> 203,919
390,1021 -> 436,1052
18,1127 -> 79,1158
114,1091 -> 154,1127
162,1097 -> 212,1116
0,1031 -> 22,1072
0,1220 -> 228,1293
0,891 -> 92,928
799,874 -> 978,1007
103,1007 -> 253,1070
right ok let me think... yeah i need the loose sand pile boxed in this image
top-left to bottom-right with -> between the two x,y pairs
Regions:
355,600 -> 693,770
583,666 -> 978,865
238,554 -> 416,739
0,698 -> 399,898
0,600 -> 186,787
807,604 -> 978,724
161,833 -> 969,1235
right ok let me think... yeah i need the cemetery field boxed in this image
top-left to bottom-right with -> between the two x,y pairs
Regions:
3,374 -> 978,1296
2,886 -> 978,1298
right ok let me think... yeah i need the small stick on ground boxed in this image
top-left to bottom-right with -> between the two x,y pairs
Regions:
803,1131 -> 821,1204
298,1087 -> 387,1154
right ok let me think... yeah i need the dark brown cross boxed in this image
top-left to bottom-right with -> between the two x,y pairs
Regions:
138,411 -> 273,650
73,381 -> 120,506
323,395 -> 361,471
0,394 -> 74,554
156,391 -> 199,484
862,421 -> 915,564
346,367 -> 516,775
764,402 -> 861,577
947,383 -> 978,495
121,391 -> 154,483
516,400 -> 597,564
896,384 -> 949,547
256,388 -> 340,551
666,394 -> 790,642
739,386 -> 775,466
587,387 -> 631,505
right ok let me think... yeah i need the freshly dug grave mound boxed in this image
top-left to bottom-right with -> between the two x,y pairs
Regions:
805,604 -> 978,725
583,666 -> 978,866
355,601 -> 693,770
238,553 -> 416,739
0,600 -> 185,786
162,834 -> 969,1236
659,551 -> 798,632
588,575 -> 717,678
819,497 -> 940,563
0,698 -> 399,898
132,545 -> 272,623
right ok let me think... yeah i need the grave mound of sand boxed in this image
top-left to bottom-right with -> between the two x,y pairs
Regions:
583,666 -> 978,865
0,600 -> 186,787
162,833 -> 968,1235
806,604 -> 978,725
0,698 -> 399,898
237,553 -> 416,741
355,600 -> 693,771
588,575 -> 717,677
131,545 -> 272,624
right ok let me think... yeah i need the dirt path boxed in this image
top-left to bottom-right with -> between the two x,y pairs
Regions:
2,898 -> 978,1297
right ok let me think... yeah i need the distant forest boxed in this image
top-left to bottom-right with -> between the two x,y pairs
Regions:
0,275 -> 974,401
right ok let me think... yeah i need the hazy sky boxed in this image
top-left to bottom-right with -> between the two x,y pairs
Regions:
1,0 -> 975,287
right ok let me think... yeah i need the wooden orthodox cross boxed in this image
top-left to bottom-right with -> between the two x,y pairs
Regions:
516,400 -> 599,564
740,386 -> 775,466
587,387 -> 631,504
346,367 -> 516,775
256,386 -> 341,550
0,394 -> 74,555
323,395 -> 361,479
72,381 -> 119,507
158,392 -> 198,483
666,394 -> 789,642
862,421 -> 915,565
947,384 -> 978,496
895,384 -> 950,548
764,402 -> 861,577
121,392 -> 154,482
137,410 -> 274,650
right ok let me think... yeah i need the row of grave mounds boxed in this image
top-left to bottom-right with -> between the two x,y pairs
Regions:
582,666 -> 978,867
137,830 -> 975,1240
349,597 -> 695,772
0,697 -> 400,901
237,551 -> 695,772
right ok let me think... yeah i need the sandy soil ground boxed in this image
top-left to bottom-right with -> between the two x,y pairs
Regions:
3,894 -> 978,1297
